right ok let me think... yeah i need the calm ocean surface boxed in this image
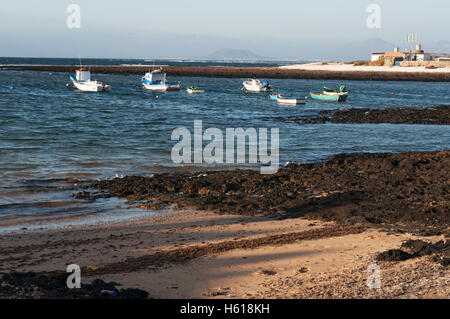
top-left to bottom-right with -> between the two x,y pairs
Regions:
0,58 -> 449,231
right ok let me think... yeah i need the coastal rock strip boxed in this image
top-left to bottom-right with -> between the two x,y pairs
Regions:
5,65 -> 450,82
92,151 -> 450,235
281,105 -> 450,125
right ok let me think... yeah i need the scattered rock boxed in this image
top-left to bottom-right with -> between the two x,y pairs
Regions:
376,249 -> 414,262
376,239 -> 449,265
298,267 -> 309,274
0,272 -> 150,299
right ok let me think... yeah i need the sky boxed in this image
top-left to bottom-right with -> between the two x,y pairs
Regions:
0,0 -> 449,59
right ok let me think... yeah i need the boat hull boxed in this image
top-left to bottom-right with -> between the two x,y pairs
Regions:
277,98 -> 305,105
243,85 -> 271,93
142,83 -> 181,91
310,92 -> 346,102
73,81 -> 109,92
187,89 -> 205,94
322,91 -> 349,97
242,79 -> 271,93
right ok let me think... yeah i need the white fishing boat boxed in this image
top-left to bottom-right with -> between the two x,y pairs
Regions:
242,79 -> 272,92
69,68 -> 110,92
142,69 -> 181,91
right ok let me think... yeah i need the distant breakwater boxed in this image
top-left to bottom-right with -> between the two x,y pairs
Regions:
3,65 -> 450,82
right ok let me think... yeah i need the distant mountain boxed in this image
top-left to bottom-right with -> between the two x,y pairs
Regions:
202,49 -> 266,61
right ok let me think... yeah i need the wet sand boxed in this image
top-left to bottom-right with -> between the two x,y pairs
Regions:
1,151 -> 448,299
3,64 -> 450,82
0,210 -> 447,299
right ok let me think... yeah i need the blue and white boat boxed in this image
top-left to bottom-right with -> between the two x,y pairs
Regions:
142,69 -> 181,91
270,94 -> 282,101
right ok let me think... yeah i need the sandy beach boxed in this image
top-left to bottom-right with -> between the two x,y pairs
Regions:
281,62 -> 450,73
1,151 -> 448,299
0,210 -> 448,299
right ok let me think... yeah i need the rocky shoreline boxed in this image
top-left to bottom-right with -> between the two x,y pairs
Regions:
4,65 -> 450,82
1,150 -> 448,299
281,105 -> 450,125
88,150 -> 450,236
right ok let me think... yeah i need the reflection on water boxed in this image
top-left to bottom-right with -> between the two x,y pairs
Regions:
0,177 -> 163,234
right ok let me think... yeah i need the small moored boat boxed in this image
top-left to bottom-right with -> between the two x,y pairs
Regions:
310,92 -> 346,102
69,68 -> 110,92
142,69 -> 181,91
242,79 -> 272,93
187,86 -> 205,94
323,85 -> 349,97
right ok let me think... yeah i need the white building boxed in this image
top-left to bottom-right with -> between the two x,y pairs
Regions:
371,44 -> 438,63
436,56 -> 450,62
371,53 -> 385,62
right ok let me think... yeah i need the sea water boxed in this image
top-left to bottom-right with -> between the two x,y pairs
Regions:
0,60 -> 449,231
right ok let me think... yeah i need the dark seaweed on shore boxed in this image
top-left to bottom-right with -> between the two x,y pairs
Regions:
0,272 -> 149,299
89,151 -> 450,236
84,225 -> 365,276
280,105 -> 450,125
376,239 -> 449,266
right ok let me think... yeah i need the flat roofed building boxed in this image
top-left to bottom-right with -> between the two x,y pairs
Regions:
384,52 -> 406,58
371,53 -> 385,62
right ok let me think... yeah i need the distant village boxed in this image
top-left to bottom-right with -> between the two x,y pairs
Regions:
371,44 -> 450,67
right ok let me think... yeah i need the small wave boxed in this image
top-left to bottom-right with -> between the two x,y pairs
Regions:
76,162 -> 109,168
0,200 -> 86,210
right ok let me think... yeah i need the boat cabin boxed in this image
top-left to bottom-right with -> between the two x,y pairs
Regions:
144,70 -> 166,84
75,68 -> 91,82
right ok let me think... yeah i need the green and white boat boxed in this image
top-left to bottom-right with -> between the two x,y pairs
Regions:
187,86 -> 205,94
323,85 -> 349,97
